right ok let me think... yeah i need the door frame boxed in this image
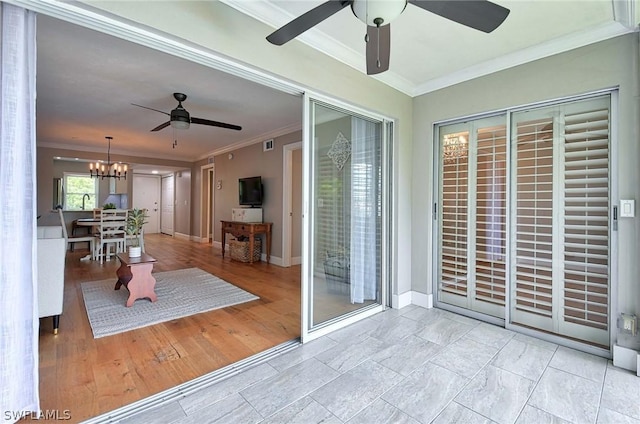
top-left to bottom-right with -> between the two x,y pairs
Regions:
301,91 -> 395,343
132,174 -> 161,234
282,141 -> 302,267
200,162 -> 215,243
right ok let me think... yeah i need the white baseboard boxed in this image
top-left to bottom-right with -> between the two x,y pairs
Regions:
174,232 -> 191,241
392,291 -> 434,310
613,344 -> 638,372
291,256 -> 302,266
212,240 -> 223,249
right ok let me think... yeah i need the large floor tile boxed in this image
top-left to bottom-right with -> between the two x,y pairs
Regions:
465,323 -> 515,349
325,317 -> 380,345
119,401 -> 186,424
528,367 -> 601,423
260,397 -> 341,424
430,336 -> 499,378
492,339 -> 554,381
600,367 -> 640,420
515,405 -> 570,424
240,358 -> 340,418
178,363 -> 278,415
371,335 -> 442,376
415,316 -> 474,346
267,338 -> 338,372
368,316 -> 425,344
177,393 -> 262,424
382,362 -> 468,424
548,346 -> 607,383
316,335 -> 388,373
348,399 -> 420,424
513,333 -> 558,352
597,407 -> 640,424
310,360 -> 404,422
402,306 -> 449,323
432,402 -> 496,424
455,365 -> 534,424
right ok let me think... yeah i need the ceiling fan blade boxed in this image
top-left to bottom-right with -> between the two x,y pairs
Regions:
408,0 -> 510,33
191,117 -> 242,131
131,103 -> 170,116
266,0 -> 351,45
151,121 -> 171,132
366,24 -> 390,75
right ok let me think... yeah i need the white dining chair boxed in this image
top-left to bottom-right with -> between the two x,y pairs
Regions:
58,208 -> 95,256
94,209 -> 127,263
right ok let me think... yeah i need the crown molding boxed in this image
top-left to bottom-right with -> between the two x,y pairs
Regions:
37,141 -> 196,163
412,21 -> 636,96
198,122 -> 303,160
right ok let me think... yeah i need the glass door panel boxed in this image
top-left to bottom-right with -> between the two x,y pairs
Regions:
308,101 -> 385,329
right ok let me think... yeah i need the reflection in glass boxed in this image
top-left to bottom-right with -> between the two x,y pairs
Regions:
311,103 -> 383,327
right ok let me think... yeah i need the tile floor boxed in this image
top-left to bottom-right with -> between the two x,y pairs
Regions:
120,306 -> 640,424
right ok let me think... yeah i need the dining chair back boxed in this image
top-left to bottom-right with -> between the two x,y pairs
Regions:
94,209 -> 127,263
57,208 -> 95,255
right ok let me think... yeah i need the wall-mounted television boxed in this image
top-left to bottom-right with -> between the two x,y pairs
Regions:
238,176 -> 263,207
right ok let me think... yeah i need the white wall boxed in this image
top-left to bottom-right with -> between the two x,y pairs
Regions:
412,34 -> 640,348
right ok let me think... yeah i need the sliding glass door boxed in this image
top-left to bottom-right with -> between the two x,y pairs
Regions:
302,98 -> 390,339
435,94 -> 612,348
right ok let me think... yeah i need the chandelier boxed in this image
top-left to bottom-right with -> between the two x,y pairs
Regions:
442,133 -> 468,164
89,136 -> 128,179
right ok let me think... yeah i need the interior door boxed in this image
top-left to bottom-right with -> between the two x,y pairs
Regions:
132,175 -> 160,233
161,175 -> 174,235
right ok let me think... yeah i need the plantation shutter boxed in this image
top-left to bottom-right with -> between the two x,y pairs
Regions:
511,96 -> 610,347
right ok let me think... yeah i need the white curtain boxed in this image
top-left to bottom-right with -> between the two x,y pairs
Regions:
0,4 -> 39,422
349,117 -> 378,303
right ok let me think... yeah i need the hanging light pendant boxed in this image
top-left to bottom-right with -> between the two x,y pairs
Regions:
89,136 -> 128,179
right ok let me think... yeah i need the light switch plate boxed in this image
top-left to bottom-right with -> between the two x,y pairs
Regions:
620,199 -> 635,217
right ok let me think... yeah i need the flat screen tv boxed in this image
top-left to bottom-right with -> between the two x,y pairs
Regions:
238,176 -> 263,206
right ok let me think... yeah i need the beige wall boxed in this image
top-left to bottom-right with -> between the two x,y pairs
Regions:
292,148 -> 302,258
412,34 -> 640,346
174,169 -> 192,236
37,146 -> 192,226
213,131 -> 302,259
79,0 -> 414,297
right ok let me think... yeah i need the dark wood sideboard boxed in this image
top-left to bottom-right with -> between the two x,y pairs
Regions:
221,221 -> 272,264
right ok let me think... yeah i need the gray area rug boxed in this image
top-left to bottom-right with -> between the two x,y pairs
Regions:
81,267 -> 259,338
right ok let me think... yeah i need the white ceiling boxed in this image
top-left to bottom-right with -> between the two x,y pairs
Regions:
36,1 -> 638,167
36,14 -> 303,164
223,0 -> 638,96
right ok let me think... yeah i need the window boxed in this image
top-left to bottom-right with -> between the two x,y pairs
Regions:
63,173 -> 98,210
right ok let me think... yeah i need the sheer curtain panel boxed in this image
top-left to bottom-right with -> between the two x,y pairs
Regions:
349,117 -> 378,303
0,4 -> 39,422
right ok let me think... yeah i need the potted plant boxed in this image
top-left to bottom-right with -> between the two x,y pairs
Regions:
125,208 -> 148,257
103,202 -> 116,210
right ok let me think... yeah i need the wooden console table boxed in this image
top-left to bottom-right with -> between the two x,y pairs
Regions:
115,253 -> 158,307
221,221 -> 272,264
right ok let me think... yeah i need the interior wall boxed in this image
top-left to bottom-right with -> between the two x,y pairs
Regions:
77,0 -> 414,299
213,131 -> 302,259
292,148 -> 303,258
412,34 -> 640,348
174,169 -> 191,236
36,146 -> 192,225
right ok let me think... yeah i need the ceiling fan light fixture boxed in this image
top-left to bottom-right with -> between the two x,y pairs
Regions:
170,120 -> 190,130
351,0 -> 407,26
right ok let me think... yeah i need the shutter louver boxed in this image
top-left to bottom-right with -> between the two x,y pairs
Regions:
475,126 -> 507,311
563,108 -> 609,331
514,118 -> 554,320
440,132 -> 469,298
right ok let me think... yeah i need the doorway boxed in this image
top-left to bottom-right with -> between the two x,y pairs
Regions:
161,174 -> 175,236
132,174 -> 161,233
282,142 -> 303,267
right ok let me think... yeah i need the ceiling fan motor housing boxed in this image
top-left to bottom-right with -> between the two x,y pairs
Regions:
351,0 -> 407,26
171,107 -> 190,130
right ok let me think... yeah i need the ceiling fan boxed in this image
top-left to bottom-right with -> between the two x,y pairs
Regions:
132,93 -> 242,132
266,0 -> 510,75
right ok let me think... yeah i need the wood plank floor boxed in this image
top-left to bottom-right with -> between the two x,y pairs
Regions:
38,234 -> 301,423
